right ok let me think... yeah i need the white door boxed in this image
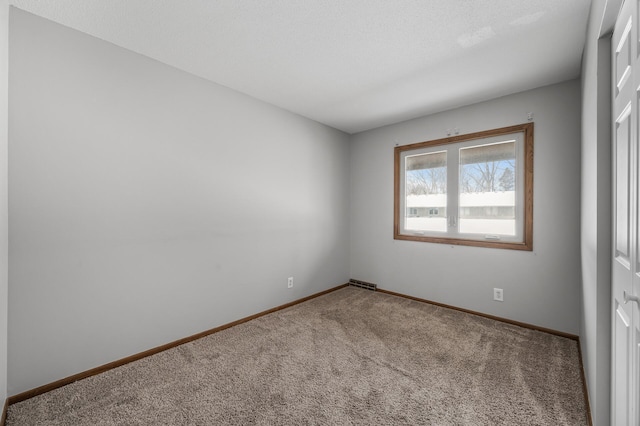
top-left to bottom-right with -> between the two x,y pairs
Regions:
613,0 -> 640,424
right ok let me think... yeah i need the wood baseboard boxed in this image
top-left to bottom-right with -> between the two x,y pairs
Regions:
0,398 -> 7,426
7,283 -> 349,406
376,288 -> 579,340
5,283 -> 593,424
375,287 -> 591,424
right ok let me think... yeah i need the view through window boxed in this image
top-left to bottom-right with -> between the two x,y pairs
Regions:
394,123 -> 533,250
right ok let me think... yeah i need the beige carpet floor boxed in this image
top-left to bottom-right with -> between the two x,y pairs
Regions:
7,286 -> 588,425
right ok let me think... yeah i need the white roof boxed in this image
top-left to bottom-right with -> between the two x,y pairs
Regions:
407,191 -> 515,208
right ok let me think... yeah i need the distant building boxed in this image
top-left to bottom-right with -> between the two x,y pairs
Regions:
406,191 -> 515,219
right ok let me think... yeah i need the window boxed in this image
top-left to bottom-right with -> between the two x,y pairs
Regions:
394,123 -> 533,250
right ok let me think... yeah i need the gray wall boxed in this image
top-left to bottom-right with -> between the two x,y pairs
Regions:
350,80 -> 582,334
4,4 -> 611,419
0,0 -> 8,407
580,0 -> 620,424
8,9 -> 350,396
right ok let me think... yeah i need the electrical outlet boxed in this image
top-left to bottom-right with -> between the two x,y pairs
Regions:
287,277 -> 294,288
493,288 -> 503,302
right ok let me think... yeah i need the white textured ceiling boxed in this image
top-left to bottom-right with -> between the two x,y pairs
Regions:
9,0 -> 591,133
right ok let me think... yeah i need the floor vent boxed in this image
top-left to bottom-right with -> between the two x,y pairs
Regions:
349,279 -> 377,291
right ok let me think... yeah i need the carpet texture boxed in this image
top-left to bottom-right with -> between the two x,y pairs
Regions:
7,287 -> 588,425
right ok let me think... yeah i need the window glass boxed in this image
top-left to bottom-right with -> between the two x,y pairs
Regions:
459,141 -> 516,236
394,123 -> 533,250
405,151 -> 447,233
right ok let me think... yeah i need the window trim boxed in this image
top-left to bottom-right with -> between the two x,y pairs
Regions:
393,123 -> 534,251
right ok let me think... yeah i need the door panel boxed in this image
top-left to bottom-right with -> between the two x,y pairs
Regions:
617,105 -> 631,262
613,0 -> 640,424
615,302 -> 631,425
636,325 -> 640,425
617,17 -> 632,94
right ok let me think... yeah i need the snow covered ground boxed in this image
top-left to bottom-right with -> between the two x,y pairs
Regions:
405,218 -> 515,235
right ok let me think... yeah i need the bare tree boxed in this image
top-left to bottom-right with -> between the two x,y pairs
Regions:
409,160 -> 513,195
499,167 -> 515,191
461,160 -> 514,193
406,167 -> 446,195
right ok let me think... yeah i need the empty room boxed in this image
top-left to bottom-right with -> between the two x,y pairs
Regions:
0,0 -> 630,424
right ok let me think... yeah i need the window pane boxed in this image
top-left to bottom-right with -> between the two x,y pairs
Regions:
394,123 -> 532,250
405,151 -> 447,232
459,141 -> 516,236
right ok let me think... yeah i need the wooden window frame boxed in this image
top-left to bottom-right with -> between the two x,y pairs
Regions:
394,123 -> 534,251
